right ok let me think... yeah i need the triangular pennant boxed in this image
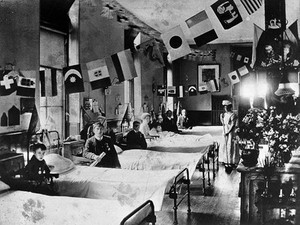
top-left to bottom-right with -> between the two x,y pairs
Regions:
228,70 -> 240,84
185,10 -> 218,47
161,25 -> 191,61
86,58 -> 111,89
63,65 -> 85,94
211,0 -> 243,30
251,24 -> 264,67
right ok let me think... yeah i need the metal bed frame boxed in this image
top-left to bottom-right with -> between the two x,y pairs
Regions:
120,200 -> 156,225
168,168 -> 191,225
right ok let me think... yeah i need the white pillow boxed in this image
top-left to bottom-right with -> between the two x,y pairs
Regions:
0,180 -> 10,191
44,153 -> 75,174
114,145 -> 123,154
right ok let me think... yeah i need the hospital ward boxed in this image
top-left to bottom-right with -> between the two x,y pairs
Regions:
1,0 -> 300,224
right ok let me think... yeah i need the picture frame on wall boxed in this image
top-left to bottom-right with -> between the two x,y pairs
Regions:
198,64 -> 220,92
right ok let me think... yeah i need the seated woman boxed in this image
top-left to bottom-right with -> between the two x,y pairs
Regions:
177,109 -> 191,129
126,121 -> 147,149
83,121 -> 121,168
139,112 -> 152,138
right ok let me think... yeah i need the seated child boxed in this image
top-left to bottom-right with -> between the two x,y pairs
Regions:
83,121 -> 121,168
126,121 -> 147,149
2,143 -> 57,195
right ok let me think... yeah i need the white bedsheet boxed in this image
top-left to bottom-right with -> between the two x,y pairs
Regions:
54,166 -> 180,210
118,149 -> 207,179
0,190 -> 152,225
146,133 -> 214,152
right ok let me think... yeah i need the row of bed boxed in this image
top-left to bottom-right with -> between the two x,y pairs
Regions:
0,126 -> 223,225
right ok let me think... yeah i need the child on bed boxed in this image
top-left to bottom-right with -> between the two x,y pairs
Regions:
1,143 -> 57,195
126,121 -> 147,149
83,121 -> 121,168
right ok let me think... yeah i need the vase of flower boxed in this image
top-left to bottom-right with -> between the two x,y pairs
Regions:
241,147 -> 260,167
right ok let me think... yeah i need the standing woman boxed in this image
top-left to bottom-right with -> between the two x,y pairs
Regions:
220,100 -> 239,170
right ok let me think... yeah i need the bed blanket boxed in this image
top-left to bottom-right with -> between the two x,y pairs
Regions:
53,166 -> 179,210
118,149 -> 207,179
0,190 -> 152,225
147,133 -> 214,152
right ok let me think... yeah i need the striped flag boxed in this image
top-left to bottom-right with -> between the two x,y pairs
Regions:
185,10 -> 218,47
207,79 -> 219,92
161,25 -> 191,61
240,0 -> 262,15
228,71 -> 240,84
110,49 -> 137,82
40,68 -> 57,97
86,58 -> 111,89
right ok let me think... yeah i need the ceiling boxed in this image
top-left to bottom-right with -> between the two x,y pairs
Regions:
105,0 -> 300,44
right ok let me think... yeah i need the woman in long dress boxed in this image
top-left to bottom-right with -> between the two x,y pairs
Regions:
220,100 -> 239,168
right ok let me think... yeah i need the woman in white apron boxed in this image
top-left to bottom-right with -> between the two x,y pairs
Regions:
220,100 -> 239,171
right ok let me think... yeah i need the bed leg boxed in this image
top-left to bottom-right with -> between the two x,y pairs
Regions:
202,157 -> 206,195
187,177 -> 191,214
207,153 -> 211,187
173,198 -> 178,225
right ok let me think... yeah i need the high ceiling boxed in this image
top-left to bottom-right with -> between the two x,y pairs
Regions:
105,0 -> 300,44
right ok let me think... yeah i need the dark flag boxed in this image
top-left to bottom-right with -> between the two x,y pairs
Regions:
188,85 -> 197,96
16,77 -> 36,97
63,65 -> 85,94
211,0 -> 243,30
157,85 -> 166,96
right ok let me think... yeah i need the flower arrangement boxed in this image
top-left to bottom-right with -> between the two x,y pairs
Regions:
261,106 -> 300,166
236,107 -> 265,150
237,106 -> 300,167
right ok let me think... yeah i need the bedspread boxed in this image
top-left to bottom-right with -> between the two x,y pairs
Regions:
146,133 -> 214,152
118,149 -> 207,179
53,166 -> 180,210
0,190 -> 152,225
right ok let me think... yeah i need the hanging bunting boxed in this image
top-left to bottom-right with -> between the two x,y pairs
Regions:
161,25 -> 191,61
185,10 -> 218,47
86,58 -> 112,89
63,64 -> 85,94
228,70 -> 240,84
188,85 -> 197,96
211,0 -> 243,30
240,0 -> 262,15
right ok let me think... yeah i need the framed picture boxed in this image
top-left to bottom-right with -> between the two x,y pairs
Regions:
198,64 -> 220,92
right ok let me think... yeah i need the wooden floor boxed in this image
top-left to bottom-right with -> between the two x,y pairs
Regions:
156,164 -> 241,225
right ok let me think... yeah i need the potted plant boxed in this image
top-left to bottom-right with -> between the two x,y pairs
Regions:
236,107 -> 265,167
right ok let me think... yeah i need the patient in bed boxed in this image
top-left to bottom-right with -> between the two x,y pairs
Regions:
83,121 -> 121,168
126,121 -> 147,149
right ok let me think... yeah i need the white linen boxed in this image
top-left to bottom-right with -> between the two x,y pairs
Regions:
44,153 -> 75,174
147,133 -> 214,152
0,180 -> 10,192
118,149 -> 207,179
54,166 -> 179,210
0,190 -> 152,225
